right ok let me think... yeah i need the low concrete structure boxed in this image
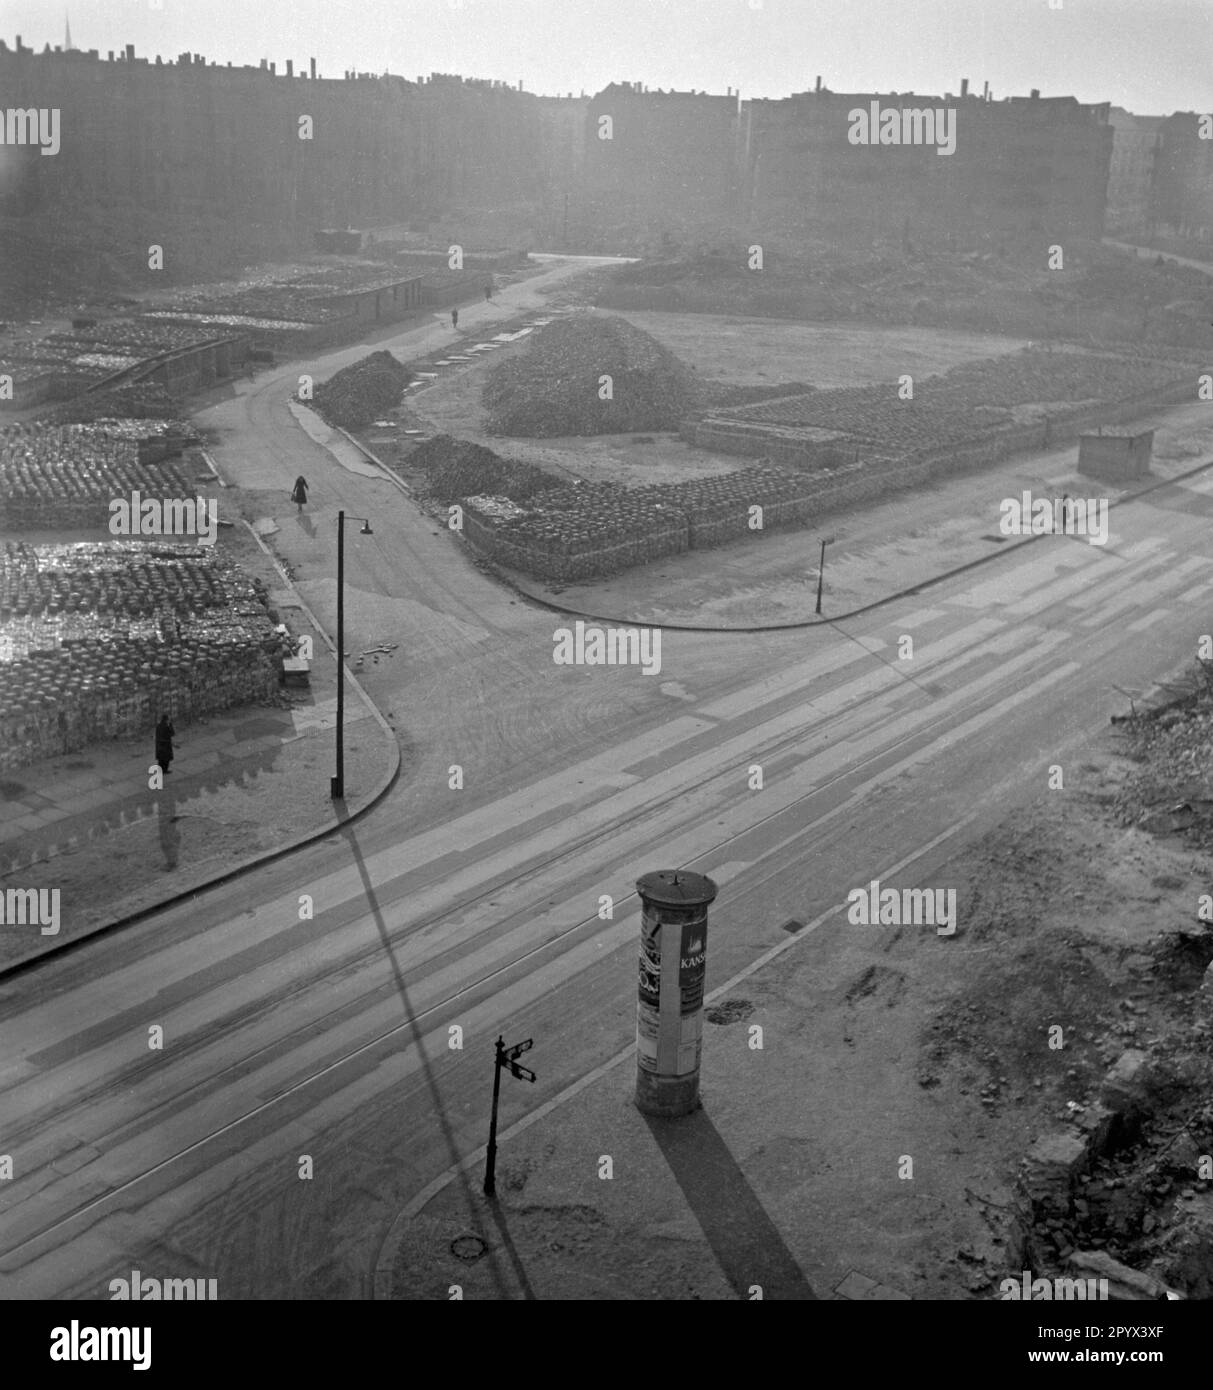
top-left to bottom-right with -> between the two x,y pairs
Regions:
1078,428 -> 1154,481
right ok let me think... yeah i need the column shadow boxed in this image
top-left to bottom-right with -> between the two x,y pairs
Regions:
641,1105 -> 817,1300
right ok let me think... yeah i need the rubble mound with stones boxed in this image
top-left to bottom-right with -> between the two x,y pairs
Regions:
406,433 -> 563,505
482,312 -> 695,437
311,351 -> 413,431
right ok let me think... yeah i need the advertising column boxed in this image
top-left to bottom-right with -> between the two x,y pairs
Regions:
634,869 -> 718,1118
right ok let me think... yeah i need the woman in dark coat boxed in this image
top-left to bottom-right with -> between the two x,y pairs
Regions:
291,475 -> 309,513
154,714 -> 175,775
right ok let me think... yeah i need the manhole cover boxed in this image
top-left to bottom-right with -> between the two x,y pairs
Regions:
450,1234 -> 487,1262
779,918 -> 806,934
706,998 -> 755,1025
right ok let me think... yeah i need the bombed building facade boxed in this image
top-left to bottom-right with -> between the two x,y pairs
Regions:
1,36 -> 1210,282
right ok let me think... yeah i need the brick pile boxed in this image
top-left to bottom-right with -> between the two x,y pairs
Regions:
0,421 -> 195,530
461,465 -> 818,581
0,541 -> 285,772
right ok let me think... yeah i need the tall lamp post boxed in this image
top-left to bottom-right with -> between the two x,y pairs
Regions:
814,535 -> 836,616
331,510 -> 373,800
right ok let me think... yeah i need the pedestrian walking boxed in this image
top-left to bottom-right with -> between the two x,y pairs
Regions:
291,475 -> 309,514
154,714 -> 176,775
484,283 -> 492,302
451,307 -> 459,331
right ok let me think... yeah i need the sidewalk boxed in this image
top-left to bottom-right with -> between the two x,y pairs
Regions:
0,521 -> 400,973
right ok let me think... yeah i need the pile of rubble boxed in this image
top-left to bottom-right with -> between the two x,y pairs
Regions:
310,351 -> 414,431
406,433 -> 563,505
482,313 -> 694,437
1110,661 -> 1213,848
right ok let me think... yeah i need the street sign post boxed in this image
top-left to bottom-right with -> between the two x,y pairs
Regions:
815,535 -> 836,616
484,1036 -> 537,1196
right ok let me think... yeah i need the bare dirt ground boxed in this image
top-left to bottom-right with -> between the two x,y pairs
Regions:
599,312 -> 1027,388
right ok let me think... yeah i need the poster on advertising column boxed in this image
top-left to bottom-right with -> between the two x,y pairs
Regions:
676,916 -> 708,1074
636,902 -> 662,1072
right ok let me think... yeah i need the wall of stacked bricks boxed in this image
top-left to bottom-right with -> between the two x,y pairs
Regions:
0,541 -> 286,773
0,645 -> 280,774
460,367 -> 1206,583
0,424 -> 197,531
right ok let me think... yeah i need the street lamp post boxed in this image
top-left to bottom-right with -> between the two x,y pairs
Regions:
814,535 -> 836,616
331,510 -> 373,801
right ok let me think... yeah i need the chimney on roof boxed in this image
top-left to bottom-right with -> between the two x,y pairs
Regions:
815,75 -> 822,92
125,43 -> 135,60
983,80 -> 989,101
286,59 -> 293,76
310,56 -> 316,79
270,61 -> 276,73
1031,88 -> 1040,98
961,77 -> 969,97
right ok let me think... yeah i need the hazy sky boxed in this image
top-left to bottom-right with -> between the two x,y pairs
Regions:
6,0 -> 1211,112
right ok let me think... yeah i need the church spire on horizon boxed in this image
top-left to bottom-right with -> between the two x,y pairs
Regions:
64,11 -> 74,51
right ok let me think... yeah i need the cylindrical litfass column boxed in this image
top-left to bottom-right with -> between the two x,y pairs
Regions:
634,869 -> 718,1118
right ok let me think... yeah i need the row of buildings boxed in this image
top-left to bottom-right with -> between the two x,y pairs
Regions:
0,35 -> 1209,264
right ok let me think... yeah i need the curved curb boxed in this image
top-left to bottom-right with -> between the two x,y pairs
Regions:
459,452 -> 1213,634
370,1040 -> 639,1300
0,523 -> 403,983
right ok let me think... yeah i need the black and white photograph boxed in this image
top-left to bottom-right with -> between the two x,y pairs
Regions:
0,0 -> 1211,1352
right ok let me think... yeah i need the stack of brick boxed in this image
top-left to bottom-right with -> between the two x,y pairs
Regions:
0,421 -> 195,530
0,541 -> 285,773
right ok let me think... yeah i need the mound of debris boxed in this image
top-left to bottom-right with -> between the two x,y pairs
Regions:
310,351 -> 413,431
1110,660 -> 1213,847
482,312 -> 694,437
406,433 -> 563,505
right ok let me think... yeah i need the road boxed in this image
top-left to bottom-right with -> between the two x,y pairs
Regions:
3,260 -> 1213,1299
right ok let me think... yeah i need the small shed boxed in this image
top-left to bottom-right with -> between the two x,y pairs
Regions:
1078,428 -> 1153,482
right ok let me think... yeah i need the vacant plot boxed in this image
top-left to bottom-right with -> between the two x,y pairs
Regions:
402,312 -> 1031,486
606,312 -> 1029,389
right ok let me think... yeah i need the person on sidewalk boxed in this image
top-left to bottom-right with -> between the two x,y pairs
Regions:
291,475 -> 309,514
154,714 -> 176,776
484,283 -> 492,301
451,307 -> 459,331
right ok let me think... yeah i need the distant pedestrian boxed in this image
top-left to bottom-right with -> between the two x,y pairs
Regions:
291,475 -> 309,513
451,307 -> 459,330
484,283 -> 492,301
154,714 -> 175,775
